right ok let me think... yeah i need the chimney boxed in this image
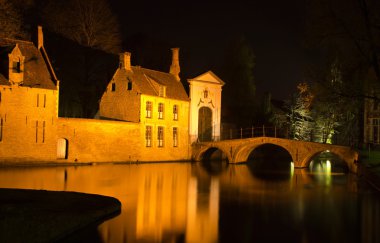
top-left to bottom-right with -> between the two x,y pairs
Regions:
169,48 -> 180,81
37,26 -> 43,49
119,52 -> 132,71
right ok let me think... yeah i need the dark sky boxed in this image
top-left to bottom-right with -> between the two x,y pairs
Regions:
110,1 -> 307,99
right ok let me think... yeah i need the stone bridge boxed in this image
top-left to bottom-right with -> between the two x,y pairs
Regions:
192,137 -> 359,173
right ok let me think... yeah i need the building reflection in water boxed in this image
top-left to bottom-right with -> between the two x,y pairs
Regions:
186,176 -> 219,243
0,161 -> 378,242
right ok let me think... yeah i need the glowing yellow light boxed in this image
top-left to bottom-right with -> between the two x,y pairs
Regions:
326,160 -> 331,173
325,160 -> 332,186
290,161 -> 294,178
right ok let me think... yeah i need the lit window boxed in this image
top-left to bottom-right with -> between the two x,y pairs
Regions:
158,126 -> 164,147
173,105 -> 178,120
158,103 -> 164,119
112,83 -> 116,92
146,126 -> 152,147
36,94 -> 39,107
173,127 -> 178,147
146,101 -> 152,118
159,86 -> 166,97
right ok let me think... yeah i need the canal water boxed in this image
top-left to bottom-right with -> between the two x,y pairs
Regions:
0,159 -> 379,243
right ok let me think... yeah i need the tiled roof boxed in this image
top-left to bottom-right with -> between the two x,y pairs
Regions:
0,38 -> 56,90
114,66 -> 189,101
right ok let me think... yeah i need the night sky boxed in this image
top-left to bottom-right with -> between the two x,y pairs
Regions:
110,0 -> 307,99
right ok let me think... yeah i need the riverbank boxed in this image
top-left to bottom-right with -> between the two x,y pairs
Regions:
0,188 -> 121,242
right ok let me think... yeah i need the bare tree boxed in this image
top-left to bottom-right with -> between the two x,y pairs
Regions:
0,0 -> 26,39
306,0 -> 380,98
41,0 -> 121,54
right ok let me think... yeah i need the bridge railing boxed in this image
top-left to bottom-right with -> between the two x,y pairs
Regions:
220,126 -> 288,141
216,126 -> 360,147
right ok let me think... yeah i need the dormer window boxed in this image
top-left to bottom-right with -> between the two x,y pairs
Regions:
13,60 -> 21,73
8,44 -> 25,85
111,83 -> 116,92
159,86 -> 166,97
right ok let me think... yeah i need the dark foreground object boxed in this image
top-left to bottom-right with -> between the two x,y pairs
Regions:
0,188 -> 121,243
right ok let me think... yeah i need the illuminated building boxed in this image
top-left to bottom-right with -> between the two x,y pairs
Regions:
0,27 -> 59,161
0,27 -> 224,163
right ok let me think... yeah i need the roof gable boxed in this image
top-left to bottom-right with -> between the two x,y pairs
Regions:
189,71 -> 225,85
110,66 -> 189,101
0,38 -> 57,90
10,44 -> 22,57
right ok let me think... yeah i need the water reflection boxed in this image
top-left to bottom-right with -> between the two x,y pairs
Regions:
0,162 -> 378,242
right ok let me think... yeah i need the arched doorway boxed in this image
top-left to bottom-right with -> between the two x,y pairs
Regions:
57,138 -> 68,159
198,107 -> 212,141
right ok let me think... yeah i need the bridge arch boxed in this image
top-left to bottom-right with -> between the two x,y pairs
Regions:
195,146 -> 231,163
234,142 -> 295,164
301,149 -> 349,169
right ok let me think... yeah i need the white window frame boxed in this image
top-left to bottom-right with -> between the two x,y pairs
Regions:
173,105 -> 178,121
146,126 -> 152,147
158,103 -> 164,119
158,126 -> 164,147
146,101 -> 152,118
173,127 -> 178,147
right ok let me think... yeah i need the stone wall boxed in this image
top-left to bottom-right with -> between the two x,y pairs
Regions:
0,85 -> 58,162
57,118 -> 190,163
